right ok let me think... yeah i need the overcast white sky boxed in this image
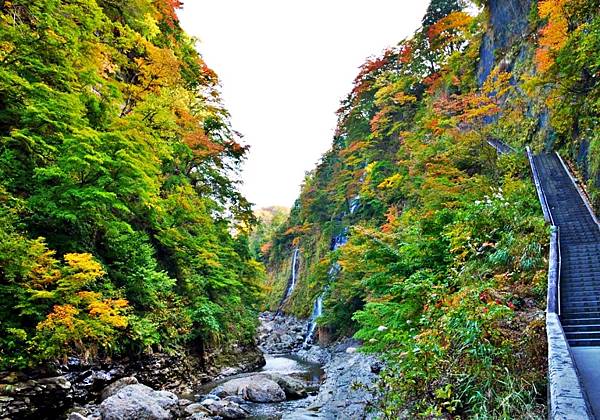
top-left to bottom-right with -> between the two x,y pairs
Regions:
178,1 -> 429,209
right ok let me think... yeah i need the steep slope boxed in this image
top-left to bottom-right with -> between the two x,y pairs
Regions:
0,0 -> 262,372
263,0 -> 600,416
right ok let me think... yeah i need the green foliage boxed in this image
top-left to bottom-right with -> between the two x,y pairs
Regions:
266,1 -> 553,416
0,0 -> 262,368
249,206 -> 290,261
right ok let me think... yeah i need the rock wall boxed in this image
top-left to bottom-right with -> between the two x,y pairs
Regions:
478,0 -> 532,85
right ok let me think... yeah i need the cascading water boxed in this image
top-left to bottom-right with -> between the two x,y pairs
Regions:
349,195 -> 360,214
276,247 -> 300,315
284,248 -> 300,300
303,294 -> 323,347
303,192 -> 362,346
332,227 -> 348,250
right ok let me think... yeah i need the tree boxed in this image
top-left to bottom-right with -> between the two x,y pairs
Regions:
422,0 -> 463,27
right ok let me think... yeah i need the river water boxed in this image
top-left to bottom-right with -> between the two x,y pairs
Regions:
196,353 -> 324,419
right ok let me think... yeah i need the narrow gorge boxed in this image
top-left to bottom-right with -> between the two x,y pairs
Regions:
2,0 -> 600,419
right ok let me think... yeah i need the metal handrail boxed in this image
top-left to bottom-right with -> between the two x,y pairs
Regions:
526,147 -> 592,419
527,147 -> 555,226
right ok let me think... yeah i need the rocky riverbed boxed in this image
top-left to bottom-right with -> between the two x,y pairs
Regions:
0,312 -> 381,419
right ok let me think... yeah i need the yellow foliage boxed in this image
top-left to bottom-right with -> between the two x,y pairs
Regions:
27,240 -> 61,287
37,304 -> 79,331
61,253 -> 105,290
88,299 -> 129,329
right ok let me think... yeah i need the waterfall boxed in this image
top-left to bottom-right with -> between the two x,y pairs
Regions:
303,192 -> 362,346
349,194 -> 360,214
275,247 -> 300,315
284,248 -> 300,300
332,227 -> 349,250
303,294 -> 323,347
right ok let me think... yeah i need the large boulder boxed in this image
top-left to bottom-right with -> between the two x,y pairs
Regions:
100,376 -> 139,401
100,384 -> 178,420
261,373 -> 307,399
214,375 -> 286,403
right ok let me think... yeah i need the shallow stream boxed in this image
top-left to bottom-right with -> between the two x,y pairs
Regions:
196,353 -> 325,419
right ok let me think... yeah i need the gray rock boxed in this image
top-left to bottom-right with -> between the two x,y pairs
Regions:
200,398 -> 249,418
100,384 -> 177,420
187,413 -> 210,419
223,395 -> 246,405
184,402 -> 211,415
260,373 -> 307,399
215,375 -> 286,403
289,340 -> 381,420
100,377 -> 139,401
67,413 -> 88,420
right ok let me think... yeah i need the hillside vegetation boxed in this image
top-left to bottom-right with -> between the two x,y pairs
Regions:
264,0 -> 600,417
0,0 -> 263,369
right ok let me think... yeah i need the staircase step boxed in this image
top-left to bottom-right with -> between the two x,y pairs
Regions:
560,310 -> 600,318
561,290 -> 600,297
565,331 -> 600,340
562,324 -> 600,332
568,338 -> 600,347
561,317 -> 600,325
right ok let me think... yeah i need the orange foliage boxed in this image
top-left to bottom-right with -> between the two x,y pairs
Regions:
352,49 -> 397,96
176,108 -> 223,158
154,0 -> 182,28
399,43 -> 413,64
427,11 -> 473,52
423,72 -> 443,94
37,304 -> 79,331
370,109 -> 390,134
260,242 -> 273,255
381,206 -> 400,233
535,0 -> 570,72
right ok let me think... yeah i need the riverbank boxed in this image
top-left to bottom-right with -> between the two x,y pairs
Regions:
0,343 -> 264,419
0,312 -> 381,419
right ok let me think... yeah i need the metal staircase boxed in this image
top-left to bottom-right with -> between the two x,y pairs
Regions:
529,151 -> 599,419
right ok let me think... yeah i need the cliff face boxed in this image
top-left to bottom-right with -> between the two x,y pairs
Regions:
478,0 -> 532,84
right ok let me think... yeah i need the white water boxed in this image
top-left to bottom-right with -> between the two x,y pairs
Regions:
349,194 -> 360,214
284,247 -> 300,300
303,294 -> 324,347
303,194 -> 361,347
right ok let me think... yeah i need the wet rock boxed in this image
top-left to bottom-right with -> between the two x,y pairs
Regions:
187,413 -> 210,419
292,340 -> 381,420
199,398 -> 249,418
100,376 -> 139,401
295,345 -> 331,365
214,375 -> 286,403
258,312 -> 308,354
0,375 -> 73,418
223,395 -> 246,405
100,384 -> 178,420
67,413 -> 88,420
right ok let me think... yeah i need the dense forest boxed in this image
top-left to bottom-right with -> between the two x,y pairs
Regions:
262,0 -> 600,417
0,0 -> 263,369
